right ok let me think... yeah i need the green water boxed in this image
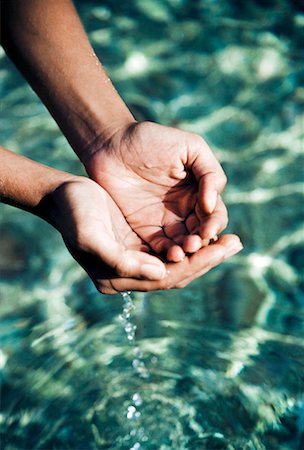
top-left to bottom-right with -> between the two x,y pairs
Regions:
0,0 -> 304,449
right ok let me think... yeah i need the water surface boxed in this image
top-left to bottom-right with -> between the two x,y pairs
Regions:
0,0 -> 303,449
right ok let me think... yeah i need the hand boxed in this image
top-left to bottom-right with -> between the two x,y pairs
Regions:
47,177 -> 242,294
85,121 -> 229,263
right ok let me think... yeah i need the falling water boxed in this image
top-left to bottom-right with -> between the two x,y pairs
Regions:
119,292 -> 150,450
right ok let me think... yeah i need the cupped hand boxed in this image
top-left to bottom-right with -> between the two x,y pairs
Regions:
85,121 -> 228,263
48,177 -> 242,294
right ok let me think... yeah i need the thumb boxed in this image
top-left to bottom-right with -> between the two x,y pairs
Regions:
189,140 -> 227,214
198,170 -> 227,214
89,234 -> 167,281
114,249 -> 167,281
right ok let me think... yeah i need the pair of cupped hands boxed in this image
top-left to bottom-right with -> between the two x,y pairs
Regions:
51,121 -> 242,294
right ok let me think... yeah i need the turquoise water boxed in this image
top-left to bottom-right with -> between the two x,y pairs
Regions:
0,0 -> 304,449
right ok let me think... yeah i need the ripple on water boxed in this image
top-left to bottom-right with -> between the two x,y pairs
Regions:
0,0 -> 303,448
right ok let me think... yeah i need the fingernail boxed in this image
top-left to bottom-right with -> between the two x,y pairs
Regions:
208,190 -> 217,213
225,241 -> 244,258
141,264 -> 166,280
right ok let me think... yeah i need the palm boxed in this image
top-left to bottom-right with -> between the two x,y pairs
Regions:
52,178 -> 165,290
86,122 -> 227,261
53,178 -> 242,294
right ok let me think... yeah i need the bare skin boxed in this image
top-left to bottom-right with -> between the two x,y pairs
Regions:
51,178 -> 242,294
85,121 -> 228,262
0,148 -> 243,294
1,0 -> 234,265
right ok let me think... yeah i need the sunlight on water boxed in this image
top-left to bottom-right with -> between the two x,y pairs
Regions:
0,0 -> 303,448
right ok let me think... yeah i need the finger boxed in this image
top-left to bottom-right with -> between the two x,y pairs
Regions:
196,196 -> 229,240
136,225 -> 185,262
174,234 -> 243,288
185,212 -> 199,234
164,221 -> 203,257
184,213 -> 210,249
163,221 -> 187,241
119,250 -> 168,280
106,243 -> 225,292
198,171 -> 227,214
177,193 -> 229,252
85,232 -> 167,281
98,234 -> 243,293
163,221 -> 189,258
188,139 -> 227,214
95,277 -> 157,294
182,234 -> 207,253
216,234 -> 243,259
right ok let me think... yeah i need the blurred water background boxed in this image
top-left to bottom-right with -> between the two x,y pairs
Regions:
0,0 -> 304,449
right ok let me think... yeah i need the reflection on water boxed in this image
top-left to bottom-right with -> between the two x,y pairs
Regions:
0,0 -> 303,448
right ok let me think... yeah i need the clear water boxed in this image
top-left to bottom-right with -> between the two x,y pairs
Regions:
0,0 -> 304,449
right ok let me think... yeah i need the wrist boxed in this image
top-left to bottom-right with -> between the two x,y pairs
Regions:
75,112 -> 137,167
80,119 -> 138,174
37,176 -> 86,231
0,147 -> 78,221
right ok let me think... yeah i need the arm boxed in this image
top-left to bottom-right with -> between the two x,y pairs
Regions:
0,146 -> 76,216
1,0 -> 234,262
0,146 -> 164,291
0,147 -> 243,294
1,0 -> 134,155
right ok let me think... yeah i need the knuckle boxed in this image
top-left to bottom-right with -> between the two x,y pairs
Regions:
159,277 -> 181,291
190,133 -> 205,145
213,251 -> 226,266
150,236 -> 168,254
158,279 -> 171,291
96,280 -> 116,295
114,260 -> 131,278
220,172 -> 228,188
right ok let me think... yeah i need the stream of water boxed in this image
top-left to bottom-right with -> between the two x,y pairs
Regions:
1,0 -> 303,448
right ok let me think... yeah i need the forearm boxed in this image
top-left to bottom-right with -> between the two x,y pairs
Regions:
1,0 -> 134,162
0,146 -> 77,225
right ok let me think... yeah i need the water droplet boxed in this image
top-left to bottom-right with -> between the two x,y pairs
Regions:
120,292 -> 150,444
133,347 -> 143,358
125,323 -> 136,334
132,359 -> 142,369
132,393 -> 143,406
127,405 -> 137,419
129,442 -> 141,450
